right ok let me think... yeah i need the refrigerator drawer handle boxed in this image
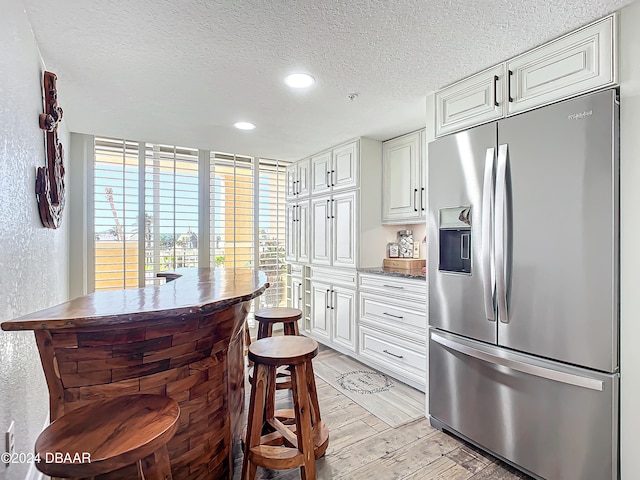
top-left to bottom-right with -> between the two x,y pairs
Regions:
431,332 -> 604,392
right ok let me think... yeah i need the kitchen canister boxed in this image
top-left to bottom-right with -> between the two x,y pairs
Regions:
397,229 -> 414,258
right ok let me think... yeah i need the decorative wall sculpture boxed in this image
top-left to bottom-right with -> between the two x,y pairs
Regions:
36,71 -> 65,228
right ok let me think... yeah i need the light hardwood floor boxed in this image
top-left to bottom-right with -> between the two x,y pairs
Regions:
234,346 -> 534,480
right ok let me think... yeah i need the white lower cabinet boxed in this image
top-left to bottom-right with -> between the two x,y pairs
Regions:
309,267 -> 357,353
359,325 -> 426,388
357,273 -> 427,391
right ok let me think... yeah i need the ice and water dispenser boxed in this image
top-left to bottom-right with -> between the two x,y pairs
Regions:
439,206 -> 472,274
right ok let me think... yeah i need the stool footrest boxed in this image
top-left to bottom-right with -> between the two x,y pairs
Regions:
248,445 -> 303,470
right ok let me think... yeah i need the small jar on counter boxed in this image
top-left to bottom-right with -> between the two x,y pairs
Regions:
397,229 -> 414,258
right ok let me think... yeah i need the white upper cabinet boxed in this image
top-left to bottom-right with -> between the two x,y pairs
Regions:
382,130 -> 426,224
310,191 -> 357,269
311,141 -> 358,195
435,64 -> 505,137
286,158 -> 310,200
507,15 -> 616,115
331,142 -> 358,192
285,201 -> 309,263
434,13 -> 617,137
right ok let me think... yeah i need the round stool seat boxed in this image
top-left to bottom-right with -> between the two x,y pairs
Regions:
254,307 -> 302,340
254,307 -> 302,324
249,336 -> 318,366
35,394 -> 179,479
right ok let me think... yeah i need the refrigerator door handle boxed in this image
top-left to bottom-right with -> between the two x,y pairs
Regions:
482,148 -> 496,322
431,332 -> 605,391
495,144 -> 509,324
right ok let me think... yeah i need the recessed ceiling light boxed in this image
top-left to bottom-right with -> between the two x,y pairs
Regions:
234,122 -> 256,130
284,73 -> 315,88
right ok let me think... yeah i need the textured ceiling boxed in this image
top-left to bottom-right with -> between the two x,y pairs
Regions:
22,0 -> 634,161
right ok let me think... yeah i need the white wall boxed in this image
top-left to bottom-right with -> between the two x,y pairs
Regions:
0,1 -> 70,479
618,1 -> 640,478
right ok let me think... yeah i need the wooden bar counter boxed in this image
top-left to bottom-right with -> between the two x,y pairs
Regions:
1,268 -> 268,480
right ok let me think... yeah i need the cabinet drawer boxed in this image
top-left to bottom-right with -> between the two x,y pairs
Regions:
311,266 -> 357,287
358,274 -> 426,300
359,326 -> 426,385
289,263 -> 304,276
360,292 -> 426,332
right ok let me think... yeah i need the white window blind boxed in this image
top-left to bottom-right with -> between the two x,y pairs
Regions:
257,158 -> 288,308
210,153 -> 255,270
144,144 -> 199,286
94,138 -> 140,291
210,154 -> 289,309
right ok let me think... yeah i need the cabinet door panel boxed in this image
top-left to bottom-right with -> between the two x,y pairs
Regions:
310,282 -> 331,341
297,202 -> 309,263
332,191 -> 356,268
435,65 -> 505,137
333,286 -> 356,352
382,132 -> 421,223
507,15 -> 615,115
285,203 -> 297,262
311,197 -> 331,265
332,142 -> 358,191
297,159 -> 310,198
311,151 -> 331,195
285,164 -> 297,200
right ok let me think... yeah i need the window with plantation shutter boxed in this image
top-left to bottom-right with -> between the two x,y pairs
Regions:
94,138 -> 140,291
257,158 -> 288,308
144,144 -> 199,286
210,153 -> 289,309
91,137 -> 289,295
210,153 -> 255,272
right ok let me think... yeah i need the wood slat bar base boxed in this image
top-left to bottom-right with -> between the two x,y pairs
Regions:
35,394 -> 179,480
242,336 -> 329,480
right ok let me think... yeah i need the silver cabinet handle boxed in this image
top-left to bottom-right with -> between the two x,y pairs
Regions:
330,289 -> 335,309
331,199 -> 335,219
482,147 -> 495,322
383,349 -> 404,359
331,169 -> 335,186
495,144 -> 509,324
383,312 -> 404,319
431,332 -> 604,391
421,187 -> 425,212
383,284 -> 404,290
414,188 -> 418,212
326,289 -> 330,309
326,199 -> 330,219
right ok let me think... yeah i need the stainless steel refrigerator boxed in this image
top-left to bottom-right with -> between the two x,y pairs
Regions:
427,89 -> 619,480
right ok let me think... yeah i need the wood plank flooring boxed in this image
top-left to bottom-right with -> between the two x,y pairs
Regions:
234,346 -> 534,480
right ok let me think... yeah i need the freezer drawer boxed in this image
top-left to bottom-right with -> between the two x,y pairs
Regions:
429,329 -> 618,480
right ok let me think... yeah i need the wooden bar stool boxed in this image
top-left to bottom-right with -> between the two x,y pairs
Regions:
249,307 -> 303,390
34,394 -> 179,480
242,336 -> 329,480
254,307 -> 302,339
